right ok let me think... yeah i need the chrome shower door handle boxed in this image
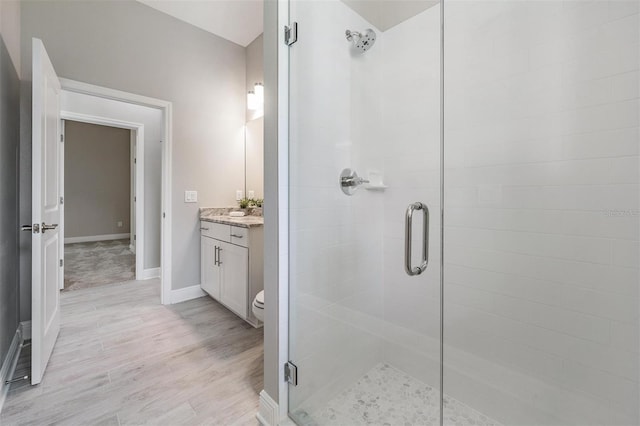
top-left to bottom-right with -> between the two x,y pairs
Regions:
405,202 -> 429,276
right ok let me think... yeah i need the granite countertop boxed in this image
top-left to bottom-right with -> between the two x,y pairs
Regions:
200,214 -> 264,228
199,207 -> 264,228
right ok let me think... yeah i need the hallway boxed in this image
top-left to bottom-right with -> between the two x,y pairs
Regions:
1,279 -> 263,425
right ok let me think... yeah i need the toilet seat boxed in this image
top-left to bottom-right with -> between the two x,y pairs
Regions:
254,290 -> 264,306
252,290 -> 264,322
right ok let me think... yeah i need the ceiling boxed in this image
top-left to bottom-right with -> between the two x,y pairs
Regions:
342,0 -> 439,31
137,0 -> 263,47
136,0 -> 437,47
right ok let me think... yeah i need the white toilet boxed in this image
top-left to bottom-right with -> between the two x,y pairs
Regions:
252,290 -> 264,322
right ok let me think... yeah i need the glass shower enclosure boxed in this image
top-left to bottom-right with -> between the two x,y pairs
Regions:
286,0 -> 639,424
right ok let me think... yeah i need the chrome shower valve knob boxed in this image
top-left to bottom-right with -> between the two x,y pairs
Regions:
340,168 -> 370,195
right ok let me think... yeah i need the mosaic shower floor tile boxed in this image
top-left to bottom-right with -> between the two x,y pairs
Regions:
294,363 -> 501,426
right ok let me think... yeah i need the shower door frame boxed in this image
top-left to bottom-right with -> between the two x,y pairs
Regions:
271,0 -> 447,424
270,0 -> 292,422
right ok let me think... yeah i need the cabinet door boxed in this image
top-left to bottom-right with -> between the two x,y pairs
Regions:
200,236 -> 220,299
219,241 -> 248,318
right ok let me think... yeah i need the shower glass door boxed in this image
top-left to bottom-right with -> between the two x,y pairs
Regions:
443,1 -> 639,425
287,0 -> 639,425
287,0 -> 443,424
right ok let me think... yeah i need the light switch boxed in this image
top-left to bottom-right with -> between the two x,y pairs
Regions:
184,190 -> 198,203
236,190 -> 243,201
248,190 -> 255,198
117,221 -> 123,228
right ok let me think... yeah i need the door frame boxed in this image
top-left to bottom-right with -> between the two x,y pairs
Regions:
258,0 -> 292,423
59,78 -> 173,305
60,112 -> 145,282
130,132 -> 137,254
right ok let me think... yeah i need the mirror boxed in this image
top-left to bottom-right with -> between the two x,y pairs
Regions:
244,116 -> 264,200
243,34 -> 263,202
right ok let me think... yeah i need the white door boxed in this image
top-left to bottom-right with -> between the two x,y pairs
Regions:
219,241 -> 248,318
31,38 -> 62,385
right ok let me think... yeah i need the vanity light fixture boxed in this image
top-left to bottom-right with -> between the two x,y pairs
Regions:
247,90 -> 258,110
254,82 -> 264,103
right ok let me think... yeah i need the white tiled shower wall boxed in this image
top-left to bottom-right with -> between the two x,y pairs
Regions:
288,0 -> 639,424
443,1 -> 639,424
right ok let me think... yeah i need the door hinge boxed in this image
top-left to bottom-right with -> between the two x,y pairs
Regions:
59,259 -> 63,267
134,196 -> 137,202
60,134 -> 64,143
284,361 -> 298,386
134,158 -> 137,164
285,22 -> 298,46
134,234 -> 136,241
162,212 -> 166,218
60,196 -> 64,205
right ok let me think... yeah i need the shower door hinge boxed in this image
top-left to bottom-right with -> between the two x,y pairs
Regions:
285,22 -> 298,46
60,196 -> 64,205
284,361 -> 298,386
59,259 -> 63,267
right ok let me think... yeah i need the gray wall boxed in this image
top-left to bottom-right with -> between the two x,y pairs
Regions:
64,121 -> 131,239
20,0 -> 247,319
0,0 -> 21,375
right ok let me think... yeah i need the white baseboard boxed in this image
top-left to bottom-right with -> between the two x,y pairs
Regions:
20,321 -> 31,341
64,233 -> 130,244
170,284 -> 205,304
0,329 -> 23,414
139,267 -> 160,280
257,390 -> 279,426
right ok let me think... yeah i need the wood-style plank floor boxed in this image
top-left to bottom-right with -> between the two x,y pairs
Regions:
1,279 -> 263,426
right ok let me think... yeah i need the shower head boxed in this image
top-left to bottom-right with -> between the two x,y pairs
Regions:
345,28 -> 376,53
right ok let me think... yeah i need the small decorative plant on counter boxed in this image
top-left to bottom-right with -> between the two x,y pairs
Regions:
238,197 -> 264,209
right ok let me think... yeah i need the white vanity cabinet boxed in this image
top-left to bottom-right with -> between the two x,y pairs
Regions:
200,220 -> 263,327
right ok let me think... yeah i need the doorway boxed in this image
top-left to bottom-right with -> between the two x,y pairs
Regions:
62,120 -> 136,291
59,81 -> 171,298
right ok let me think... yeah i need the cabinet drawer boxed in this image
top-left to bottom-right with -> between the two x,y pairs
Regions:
200,221 -> 230,242
230,226 -> 248,247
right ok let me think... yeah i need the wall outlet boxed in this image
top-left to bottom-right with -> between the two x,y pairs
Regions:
236,190 -> 243,201
117,221 -> 123,228
184,190 -> 198,203
248,190 -> 255,198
